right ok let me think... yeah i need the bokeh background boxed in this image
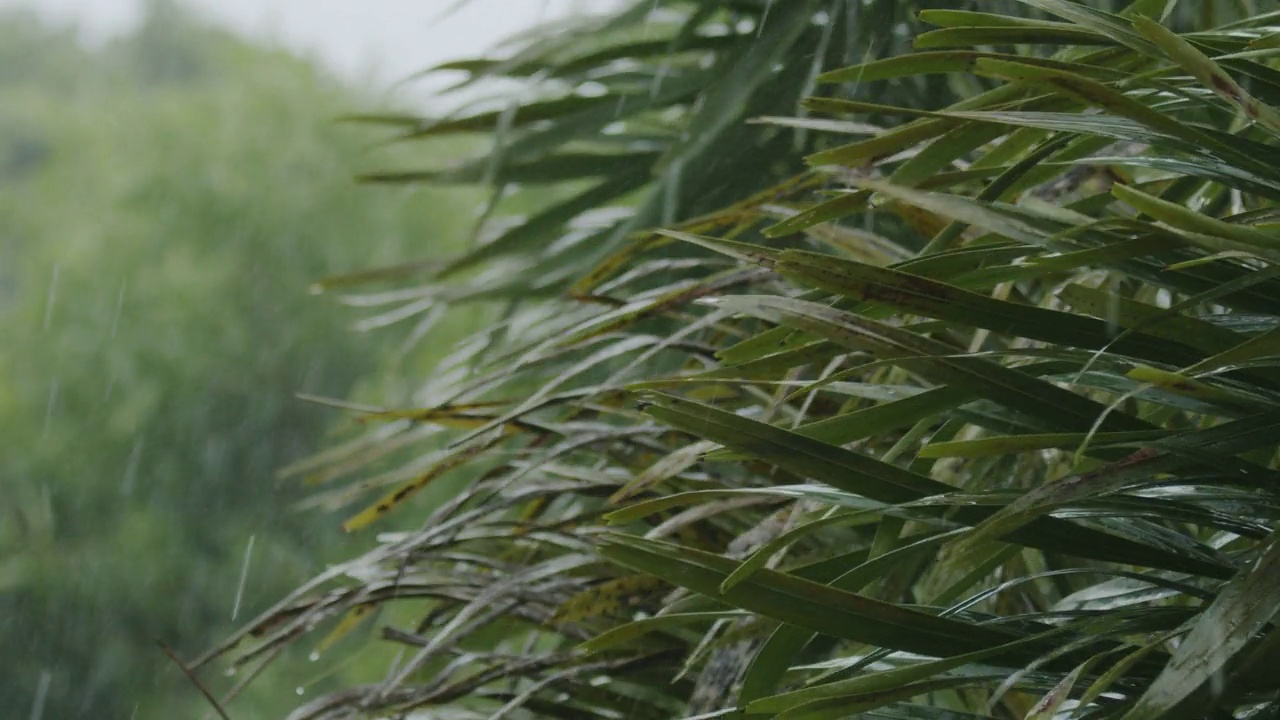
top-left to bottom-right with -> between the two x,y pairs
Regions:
0,0 -> 596,716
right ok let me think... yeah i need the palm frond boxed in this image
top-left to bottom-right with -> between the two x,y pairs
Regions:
208,1 -> 1280,718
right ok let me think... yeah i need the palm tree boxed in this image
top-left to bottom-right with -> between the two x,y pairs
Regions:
201,1 -> 1280,718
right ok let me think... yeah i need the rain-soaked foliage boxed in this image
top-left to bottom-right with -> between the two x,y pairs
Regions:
1,2 -> 485,716
191,0 -> 1280,717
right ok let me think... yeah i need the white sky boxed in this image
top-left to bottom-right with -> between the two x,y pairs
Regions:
4,0 -> 608,91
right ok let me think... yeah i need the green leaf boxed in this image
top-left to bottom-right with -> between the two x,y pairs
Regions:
747,628 -> 1075,714
653,0 -> 816,174
640,392 -> 1232,577
972,58 -> 1276,178
436,173 -> 648,280
919,430 -> 1167,459
915,26 -> 1112,49
1122,532 -> 1280,720
1133,15 -> 1280,134
599,534 -> 1027,658
773,249 -> 1212,367
706,294 -> 1151,434
1012,0 -> 1159,54
579,611 -> 747,652
1111,183 -> 1280,264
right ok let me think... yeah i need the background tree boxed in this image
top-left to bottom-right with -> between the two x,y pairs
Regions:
0,3 -> 483,716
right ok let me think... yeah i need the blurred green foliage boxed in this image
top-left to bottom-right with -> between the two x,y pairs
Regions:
0,2 -> 482,716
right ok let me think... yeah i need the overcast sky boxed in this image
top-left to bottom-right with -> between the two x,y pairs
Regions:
4,0 -> 607,91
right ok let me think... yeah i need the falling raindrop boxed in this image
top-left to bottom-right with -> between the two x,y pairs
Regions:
109,280 -> 127,340
308,650 -> 321,662
638,0 -> 657,40
295,687 -> 305,696
758,0 -> 774,37
661,157 -> 683,226
231,535 -> 256,621
42,379 -> 58,439
120,439 -> 144,497
30,670 -> 52,720
43,263 -> 59,332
